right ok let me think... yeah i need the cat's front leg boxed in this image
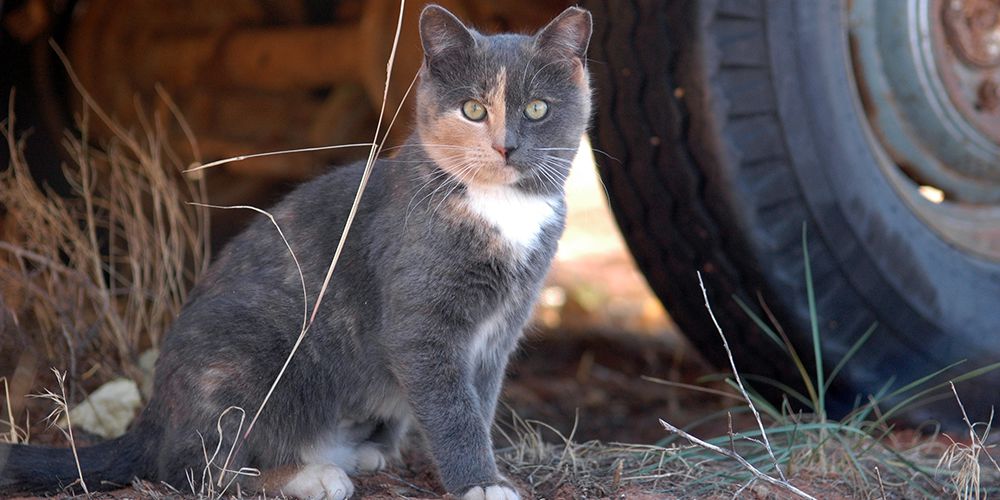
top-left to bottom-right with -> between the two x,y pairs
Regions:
386,336 -> 518,499
473,352 -> 510,426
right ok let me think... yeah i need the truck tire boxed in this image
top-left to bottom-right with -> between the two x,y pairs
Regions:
582,0 -> 1000,423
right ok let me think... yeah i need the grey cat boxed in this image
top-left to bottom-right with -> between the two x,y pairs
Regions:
0,5 -> 592,499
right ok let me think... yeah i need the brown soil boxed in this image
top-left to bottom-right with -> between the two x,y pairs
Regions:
11,330 -> 979,500
7,330 -> 725,499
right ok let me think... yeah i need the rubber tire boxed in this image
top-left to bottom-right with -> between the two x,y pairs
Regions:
581,0 -> 1000,424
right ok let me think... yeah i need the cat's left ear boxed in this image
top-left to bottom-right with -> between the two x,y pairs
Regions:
535,6 -> 593,62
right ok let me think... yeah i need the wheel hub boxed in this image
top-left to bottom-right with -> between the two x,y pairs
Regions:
940,0 -> 1000,148
850,0 -> 1000,260
942,0 -> 1000,67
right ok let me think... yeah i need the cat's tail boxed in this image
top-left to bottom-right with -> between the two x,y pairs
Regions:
0,422 -> 155,494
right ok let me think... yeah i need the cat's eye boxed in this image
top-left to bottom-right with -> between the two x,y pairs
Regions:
461,100 -> 487,121
524,99 -> 549,121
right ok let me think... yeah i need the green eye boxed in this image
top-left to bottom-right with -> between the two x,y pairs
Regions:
462,100 -> 487,121
524,99 -> 549,120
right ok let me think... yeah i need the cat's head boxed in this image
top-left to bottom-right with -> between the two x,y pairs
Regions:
415,5 -> 592,195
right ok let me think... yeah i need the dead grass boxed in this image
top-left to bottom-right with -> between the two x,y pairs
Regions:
0,86 -> 210,395
28,369 -> 89,495
937,384 -> 1000,500
490,397 -> 999,499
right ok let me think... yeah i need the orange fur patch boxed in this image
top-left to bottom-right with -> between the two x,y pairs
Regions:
419,68 -> 517,187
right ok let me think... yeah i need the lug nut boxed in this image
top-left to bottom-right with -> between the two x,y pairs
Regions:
977,78 -> 1000,112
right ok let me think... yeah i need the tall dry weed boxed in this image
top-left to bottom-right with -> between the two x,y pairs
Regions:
0,91 -> 209,393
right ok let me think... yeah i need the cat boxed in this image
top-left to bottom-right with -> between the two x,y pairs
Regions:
0,4 -> 592,499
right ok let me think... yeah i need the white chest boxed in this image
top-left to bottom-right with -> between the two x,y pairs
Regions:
463,185 -> 558,253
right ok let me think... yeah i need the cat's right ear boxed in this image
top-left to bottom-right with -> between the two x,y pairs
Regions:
419,5 -> 476,62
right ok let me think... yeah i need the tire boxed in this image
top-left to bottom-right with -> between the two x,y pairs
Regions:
582,0 -> 1000,424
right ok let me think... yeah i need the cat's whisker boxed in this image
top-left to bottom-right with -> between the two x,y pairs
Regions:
535,146 -> 620,163
381,143 -> 475,152
540,163 -> 569,182
404,167 -> 458,221
536,161 -> 568,191
419,166 -> 473,221
431,165 -> 475,217
406,166 -> 454,189
542,157 -> 572,179
406,169 -> 456,212
530,160 -> 561,190
541,156 -> 573,165
544,153 -> 612,201
533,166 -> 560,191
406,166 -> 452,197
404,161 -> 477,226
384,153 -> 467,164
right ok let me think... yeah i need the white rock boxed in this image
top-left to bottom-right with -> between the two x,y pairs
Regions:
65,378 -> 141,438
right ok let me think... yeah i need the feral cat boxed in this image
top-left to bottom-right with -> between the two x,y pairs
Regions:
0,5 -> 592,499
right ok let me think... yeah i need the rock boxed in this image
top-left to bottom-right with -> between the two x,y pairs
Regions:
66,378 -> 141,439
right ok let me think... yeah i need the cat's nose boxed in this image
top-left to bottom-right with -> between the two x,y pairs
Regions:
492,144 -> 518,161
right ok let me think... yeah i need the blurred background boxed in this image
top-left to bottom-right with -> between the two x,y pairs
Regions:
0,0 -> 708,447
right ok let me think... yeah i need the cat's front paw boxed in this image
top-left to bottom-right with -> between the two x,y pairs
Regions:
281,463 -> 355,500
461,484 -> 520,500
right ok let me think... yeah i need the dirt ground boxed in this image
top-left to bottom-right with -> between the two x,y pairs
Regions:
9,328 -> 987,500
6,329 -> 729,500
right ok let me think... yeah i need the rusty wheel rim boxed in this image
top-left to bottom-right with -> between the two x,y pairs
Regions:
849,0 -> 1000,261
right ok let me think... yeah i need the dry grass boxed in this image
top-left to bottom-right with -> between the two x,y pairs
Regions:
0,377 -> 29,445
937,384 -> 1000,500
0,88 -> 210,394
491,398 -> 999,499
28,369 -> 88,495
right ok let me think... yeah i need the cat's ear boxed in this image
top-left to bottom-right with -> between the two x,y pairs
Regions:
535,6 -> 592,62
419,5 -> 476,61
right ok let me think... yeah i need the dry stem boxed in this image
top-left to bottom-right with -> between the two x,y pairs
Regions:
658,419 -> 816,499
696,271 -> 785,480
29,369 -> 90,496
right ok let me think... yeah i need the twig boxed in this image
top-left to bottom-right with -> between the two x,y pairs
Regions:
640,375 -> 744,402
182,143 -> 377,174
939,382 -> 997,499
240,0 -> 408,446
307,0 -> 407,329
377,471 -> 440,497
658,419 -> 816,499
697,271 -> 786,480
950,382 -> 999,472
875,466 -> 887,500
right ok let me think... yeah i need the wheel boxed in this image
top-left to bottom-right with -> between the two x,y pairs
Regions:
583,0 -> 1000,424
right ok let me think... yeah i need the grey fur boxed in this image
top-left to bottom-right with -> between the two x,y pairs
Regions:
0,5 -> 592,497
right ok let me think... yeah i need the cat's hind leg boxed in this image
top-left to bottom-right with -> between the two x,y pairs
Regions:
299,418 -> 406,475
355,417 -> 410,472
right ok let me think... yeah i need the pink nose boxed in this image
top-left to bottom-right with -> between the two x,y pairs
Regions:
492,144 -> 507,159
